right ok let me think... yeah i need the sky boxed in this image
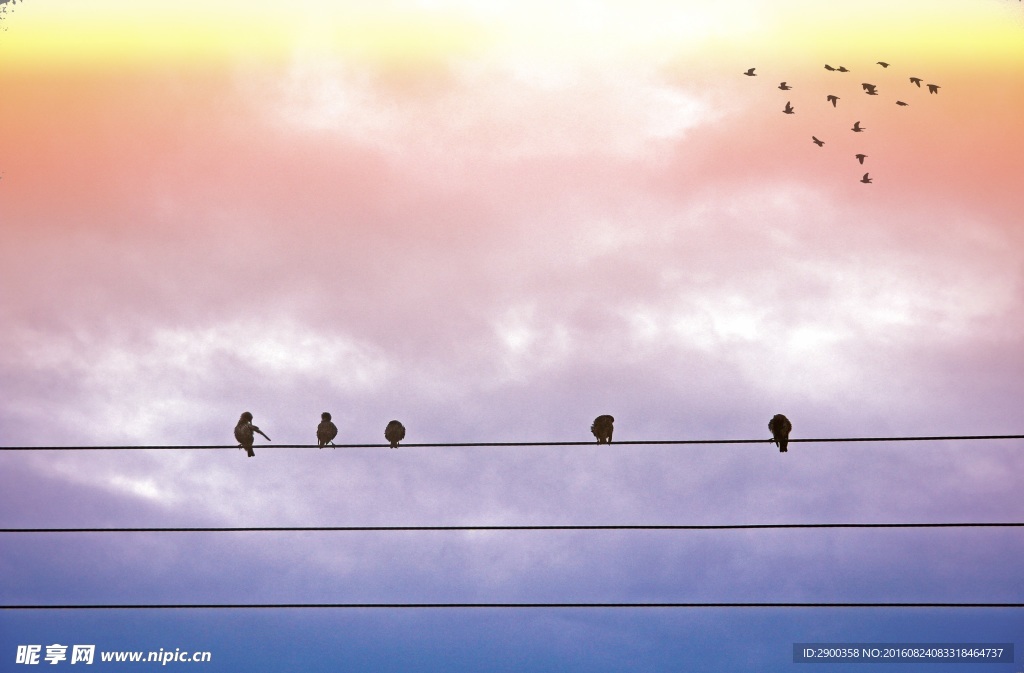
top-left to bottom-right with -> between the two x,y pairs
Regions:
1,0 -> 1023,670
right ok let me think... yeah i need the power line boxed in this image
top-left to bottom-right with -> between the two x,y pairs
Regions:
1,434 -> 1022,451
2,602 -> 1022,610
3,522 -> 1022,534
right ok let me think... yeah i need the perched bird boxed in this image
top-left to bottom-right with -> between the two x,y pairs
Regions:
234,412 -> 270,458
909,77 -> 922,87
591,415 -> 615,444
783,101 -> 795,114
812,136 -> 824,147
877,61 -> 890,68
927,84 -> 940,94
385,420 -> 405,449
824,64 -> 835,71
851,121 -> 865,132
861,83 -> 878,95
778,81 -> 792,90
855,153 -> 867,164
896,100 -> 909,106
768,414 -> 792,453
826,94 -> 839,107
860,172 -> 872,183
743,67 -> 757,76
317,412 -> 338,448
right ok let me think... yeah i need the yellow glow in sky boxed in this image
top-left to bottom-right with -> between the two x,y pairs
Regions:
1,0 -> 1020,69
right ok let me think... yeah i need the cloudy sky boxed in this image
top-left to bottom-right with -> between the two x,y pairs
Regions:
1,0 -> 1023,670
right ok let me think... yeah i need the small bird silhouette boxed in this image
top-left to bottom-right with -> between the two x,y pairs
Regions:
317,412 -> 338,448
824,64 -> 835,71
860,172 -> 872,183
385,420 -> 405,449
826,95 -> 839,107
812,136 -> 824,147
591,415 -> 615,444
768,414 -> 792,453
927,84 -> 940,94
855,153 -> 867,164
234,412 -> 270,458
851,121 -> 865,132
783,101 -> 795,114
909,77 -> 922,87
895,100 -> 908,106
743,67 -> 757,76
837,66 -> 849,72
778,81 -> 792,90
861,83 -> 878,95
877,61 -> 890,68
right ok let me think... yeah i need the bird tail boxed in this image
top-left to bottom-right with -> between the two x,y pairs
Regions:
246,446 -> 255,457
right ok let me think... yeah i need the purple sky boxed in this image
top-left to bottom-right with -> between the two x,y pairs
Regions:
1,0 -> 1023,669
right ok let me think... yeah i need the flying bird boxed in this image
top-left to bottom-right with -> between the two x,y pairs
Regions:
896,100 -> 908,106
909,77 -> 922,87
743,67 -> 757,76
837,66 -> 849,72
783,101 -> 795,114
927,84 -> 940,94
860,172 -> 872,183
812,136 -> 824,147
877,61 -> 890,68
317,412 -> 338,448
778,81 -> 792,90
826,94 -> 839,107
591,415 -> 615,444
234,412 -> 270,458
385,420 -> 405,449
861,83 -> 878,95
824,64 -> 835,71
851,121 -> 865,132
855,153 -> 867,164
768,414 -> 792,453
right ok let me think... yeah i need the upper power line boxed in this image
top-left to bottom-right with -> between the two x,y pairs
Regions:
1,434 -> 1022,451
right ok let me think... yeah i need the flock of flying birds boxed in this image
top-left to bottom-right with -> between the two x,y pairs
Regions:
232,412 -> 795,456
744,61 -> 943,183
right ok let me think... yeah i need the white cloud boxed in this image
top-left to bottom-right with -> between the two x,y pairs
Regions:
258,52 -> 718,169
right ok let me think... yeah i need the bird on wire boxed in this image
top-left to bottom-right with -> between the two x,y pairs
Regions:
317,412 -> 338,448
234,412 -> 270,458
385,420 -> 406,449
768,414 -> 792,453
591,415 -> 615,444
